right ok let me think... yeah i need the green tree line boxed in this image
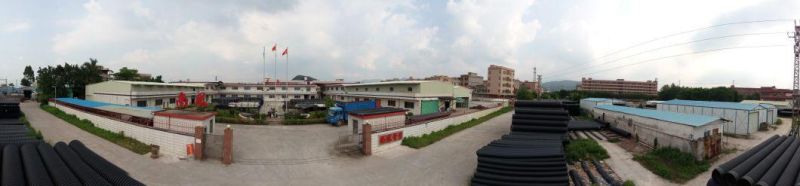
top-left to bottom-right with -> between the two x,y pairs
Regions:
658,84 -> 744,102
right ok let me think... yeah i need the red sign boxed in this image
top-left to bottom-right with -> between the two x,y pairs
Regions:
378,131 -> 403,145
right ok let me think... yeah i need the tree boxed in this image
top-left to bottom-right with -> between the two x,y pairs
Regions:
516,86 -> 533,100
113,67 -> 139,81
21,65 -> 34,87
35,59 -> 104,102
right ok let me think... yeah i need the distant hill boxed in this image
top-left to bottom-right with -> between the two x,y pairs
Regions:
542,80 -> 579,91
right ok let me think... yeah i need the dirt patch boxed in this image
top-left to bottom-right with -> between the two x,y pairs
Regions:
617,137 -> 651,155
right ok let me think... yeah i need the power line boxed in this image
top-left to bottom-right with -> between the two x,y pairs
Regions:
543,19 -> 793,75
546,32 -> 785,77
570,44 -> 789,78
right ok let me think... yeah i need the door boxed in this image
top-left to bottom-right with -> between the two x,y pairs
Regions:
421,100 -> 439,115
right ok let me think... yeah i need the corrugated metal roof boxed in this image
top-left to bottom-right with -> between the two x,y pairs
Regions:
660,99 -> 763,111
582,98 -> 612,102
113,80 -> 205,87
595,105 -> 719,127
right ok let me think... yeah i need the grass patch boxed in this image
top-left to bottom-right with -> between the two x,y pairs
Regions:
402,107 -> 511,148
775,119 -> 783,125
566,138 -> 609,161
19,117 -> 43,140
623,180 -> 635,186
40,105 -> 151,154
633,147 -> 709,183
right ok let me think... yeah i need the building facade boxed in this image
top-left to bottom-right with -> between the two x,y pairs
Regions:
205,81 -> 320,114
324,81 -> 472,115
457,72 -> 484,88
520,80 -> 542,95
486,65 -> 515,97
424,75 -> 456,85
85,80 -> 205,108
577,77 -> 658,96
656,99 -> 777,136
731,86 -> 792,101
593,105 -> 723,160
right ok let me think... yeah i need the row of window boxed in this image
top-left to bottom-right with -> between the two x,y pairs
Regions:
227,86 -> 316,91
334,96 -> 415,109
324,86 -> 414,92
218,94 -> 316,99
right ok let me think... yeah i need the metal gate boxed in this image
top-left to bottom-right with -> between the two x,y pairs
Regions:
205,133 -> 224,160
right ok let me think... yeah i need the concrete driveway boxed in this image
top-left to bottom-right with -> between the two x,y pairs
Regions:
22,101 -> 512,185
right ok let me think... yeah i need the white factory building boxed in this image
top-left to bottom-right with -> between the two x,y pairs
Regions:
85,80 -> 205,108
593,105 -> 723,160
656,99 -> 777,136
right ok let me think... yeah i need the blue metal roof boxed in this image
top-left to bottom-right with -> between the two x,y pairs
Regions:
595,105 -> 719,127
55,98 -> 163,111
583,98 -> 612,102
660,99 -> 762,110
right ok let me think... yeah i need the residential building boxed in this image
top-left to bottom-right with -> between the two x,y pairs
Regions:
457,72 -> 484,88
85,80 -> 205,108
486,65 -> 515,97
424,75 -> 455,85
520,81 -> 543,95
205,81 -> 320,114
577,77 -> 658,96
324,81 -> 472,115
656,99 -> 778,136
731,86 -> 792,101
593,105 -> 723,160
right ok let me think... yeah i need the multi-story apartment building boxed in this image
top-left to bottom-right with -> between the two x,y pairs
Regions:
85,80 -> 205,108
457,72 -> 484,88
206,81 -> 320,114
323,81 -> 471,115
486,65 -> 515,97
577,77 -> 658,96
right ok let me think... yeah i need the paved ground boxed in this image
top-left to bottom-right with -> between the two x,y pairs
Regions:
22,101 -> 512,186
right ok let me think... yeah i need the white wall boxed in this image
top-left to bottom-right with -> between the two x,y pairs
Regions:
51,102 -> 195,158
369,106 -> 503,153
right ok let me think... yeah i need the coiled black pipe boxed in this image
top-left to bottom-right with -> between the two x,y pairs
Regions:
723,136 -> 787,185
2,144 -> 25,186
593,160 -> 621,186
21,143 -> 54,186
36,143 -> 82,186
569,169 -> 585,186
755,137 -> 800,186
739,137 -> 794,186
714,135 -> 779,184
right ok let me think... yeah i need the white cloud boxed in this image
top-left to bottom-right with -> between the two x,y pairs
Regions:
3,21 -> 30,32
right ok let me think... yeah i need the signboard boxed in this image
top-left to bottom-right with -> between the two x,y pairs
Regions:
378,131 -> 403,145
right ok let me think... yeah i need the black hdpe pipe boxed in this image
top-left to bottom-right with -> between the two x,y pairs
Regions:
476,167 -> 567,177
580,161 -> 599,184
772,137 -> 800,186
756,137 -> 800,186
738,137 -> 795,186
723,136 -> 787,185
569,169 -> 585,186
473,172 -> 569,183
515,108 -> 569,115
593,160 -> 621,186
608,126 -> 631,138
512,114 -> 570,121
471,177 -> 567,186
714,135 -> 779,184
37,143 -> 81,186
511,119 -> 568,127
20,143 -> 54,186
2,144 -> 26,186
515,100 -> 563,108
511,125 -> 568,133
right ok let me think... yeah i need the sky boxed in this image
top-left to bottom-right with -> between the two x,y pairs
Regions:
1,0 -> 800,88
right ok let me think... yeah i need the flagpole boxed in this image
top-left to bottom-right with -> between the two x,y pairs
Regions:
285,48 -> 288,114
262,46 -> 266,83
273,45 -> 278,115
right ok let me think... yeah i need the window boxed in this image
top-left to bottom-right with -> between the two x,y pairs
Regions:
136,101 -> 147,107
376,87 -> 380,91
155,99 -> 163,106
244,86 -> 251,90
282,87 -> 287,90
389,87 -> 394,91
269,87 -> 276,90
404,101 -> 414,109
294,95 -> 301,98
269,95 -> 275,98
356,88 -> 359,91
295,87 -> 301,90
244,95 -> 251,98
282,95 -> 287,98
407,87 -> 413,92
306,87 -> 311,91
388,100 -> 396,106
256,87 -> 263,90
232,87 -> 239,90
169,98 -> 176,104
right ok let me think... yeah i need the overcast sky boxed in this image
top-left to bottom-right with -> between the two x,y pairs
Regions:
2,0 -> 800,88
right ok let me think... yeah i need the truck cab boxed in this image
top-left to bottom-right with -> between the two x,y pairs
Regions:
327,106 -> 345,126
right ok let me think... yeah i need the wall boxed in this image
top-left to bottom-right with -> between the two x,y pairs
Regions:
153,115 -> 213,134
369,106 -> 503,153
657,103 -> 756,135
51,102 -> 195,158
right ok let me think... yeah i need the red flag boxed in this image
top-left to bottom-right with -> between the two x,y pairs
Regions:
282,48 -> 288,56
271,44 -> 277,51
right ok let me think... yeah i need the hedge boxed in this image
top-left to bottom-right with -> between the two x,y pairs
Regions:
402,107 -> 511,148
40,105 -> 151,154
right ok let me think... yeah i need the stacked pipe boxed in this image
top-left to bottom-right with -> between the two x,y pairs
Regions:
0,141 -> 141,186
710,135 -> 800,186
471,100 -> 570,185
0,97 -> 22,119
0,97 -> 42,147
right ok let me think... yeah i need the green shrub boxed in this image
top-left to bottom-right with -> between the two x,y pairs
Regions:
633,147 -> 709,183
776,119 -> 783,125
402,107 -> 512,148
284,112 -> 305,120
309,111 -> 327,119
623,180 -> 635,186
566,139 -> 609,161
283,118 -> 326,125
40,105 -> 151,154
19,117 -> 43,140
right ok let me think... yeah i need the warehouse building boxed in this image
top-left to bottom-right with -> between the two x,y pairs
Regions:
86,80 -> 205,108
579,98 -> 612,111
656,99 -> 776,136
594,105 -> 723,160
324,81 -> 472,115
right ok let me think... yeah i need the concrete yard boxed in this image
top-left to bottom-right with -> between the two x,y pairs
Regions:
21,101 -> 513,186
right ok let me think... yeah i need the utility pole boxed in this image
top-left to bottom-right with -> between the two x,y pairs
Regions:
790,20 -> 800,136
